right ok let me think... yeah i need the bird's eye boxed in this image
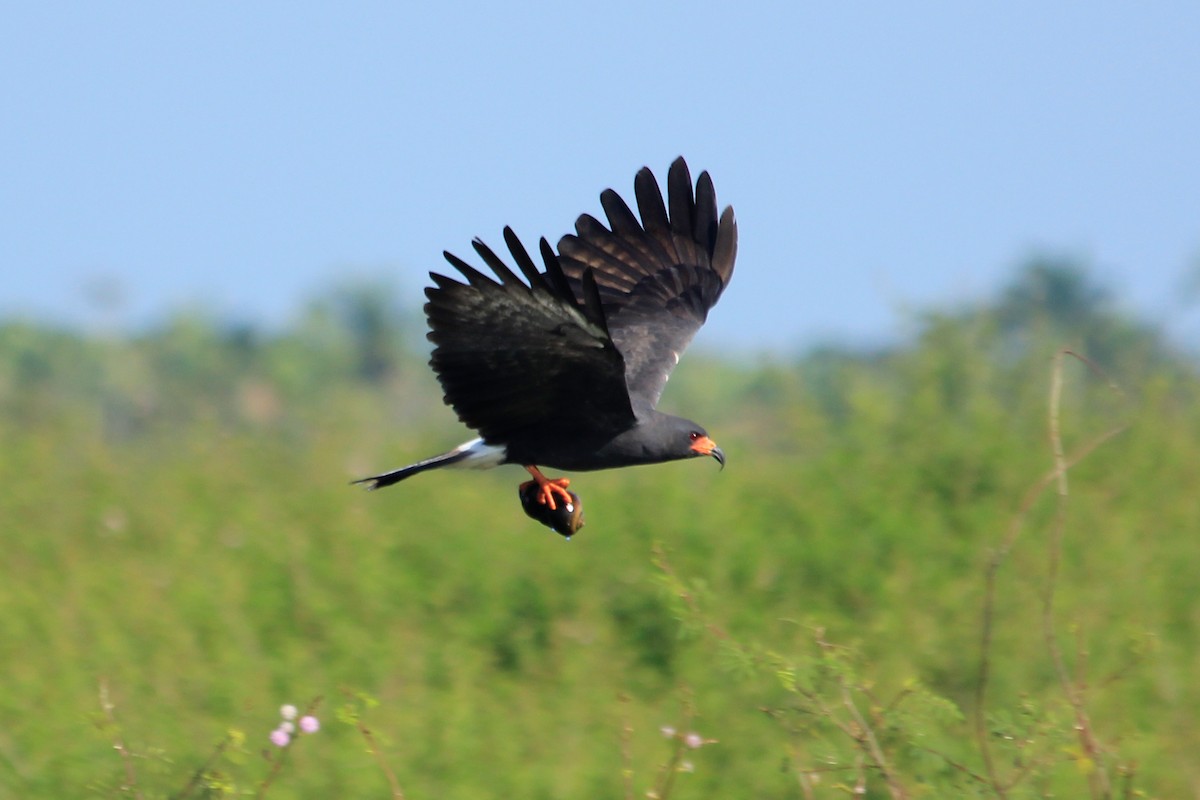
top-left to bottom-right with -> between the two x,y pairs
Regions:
689,431 -> 701,441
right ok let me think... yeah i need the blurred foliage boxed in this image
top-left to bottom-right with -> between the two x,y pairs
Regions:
0,262 -> 1198,798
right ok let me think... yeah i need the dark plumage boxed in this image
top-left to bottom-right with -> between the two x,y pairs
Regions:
355,157 -> 736,518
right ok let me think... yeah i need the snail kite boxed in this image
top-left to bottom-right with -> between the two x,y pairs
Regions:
355,157 -> 737,516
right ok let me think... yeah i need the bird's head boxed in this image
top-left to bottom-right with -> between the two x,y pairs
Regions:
686,428 -> 726,469
592,412 -> 726,469
658,414 -> 724,469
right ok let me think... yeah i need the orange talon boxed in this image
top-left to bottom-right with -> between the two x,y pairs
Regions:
522,465 -> 572,511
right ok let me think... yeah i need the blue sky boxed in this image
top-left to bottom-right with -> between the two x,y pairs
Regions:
4,3 -> 1199,352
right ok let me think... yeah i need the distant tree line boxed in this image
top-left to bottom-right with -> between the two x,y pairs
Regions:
0,259 -> 1193,441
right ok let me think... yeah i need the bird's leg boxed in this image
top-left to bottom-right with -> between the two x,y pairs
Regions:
521,465 -> 573,511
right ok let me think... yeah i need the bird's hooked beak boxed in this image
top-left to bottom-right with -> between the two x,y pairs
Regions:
690,435 -> 726,470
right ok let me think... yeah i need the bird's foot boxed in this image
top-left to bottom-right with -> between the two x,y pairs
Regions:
522,466 -> 572,511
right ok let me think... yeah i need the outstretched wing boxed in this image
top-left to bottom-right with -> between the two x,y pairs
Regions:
425,229 -> 636,444
556,157 -> 737,408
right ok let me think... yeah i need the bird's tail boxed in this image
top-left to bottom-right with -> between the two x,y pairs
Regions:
352,438 -> 506,490
352,450 -> 470,490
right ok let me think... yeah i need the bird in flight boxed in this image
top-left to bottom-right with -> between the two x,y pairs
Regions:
355,157 -> 737,526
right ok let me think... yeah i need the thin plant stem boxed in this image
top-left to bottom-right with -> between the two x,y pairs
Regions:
1043,350 -> 1113,798
172,733 -> 233,800
650,738 -> 686,800
814,633 -> 907,800
618,694 -> 635,800
338,691 -> 405,800
255,747 -> 288,798
99,678 -> 143,800
973,349 -> 1128,796
352,718 -> 407,800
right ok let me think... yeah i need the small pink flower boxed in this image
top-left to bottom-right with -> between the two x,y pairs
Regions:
280,704 -> 298,720
279,721 -> 295,734
270,728 -> 291,747
299,715 -> 320,734
684,732 -> 703,749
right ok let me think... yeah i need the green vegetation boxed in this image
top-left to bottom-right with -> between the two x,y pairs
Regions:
1,262 -> 1196,798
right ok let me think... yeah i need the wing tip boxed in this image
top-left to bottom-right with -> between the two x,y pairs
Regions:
713,205 -> 738,285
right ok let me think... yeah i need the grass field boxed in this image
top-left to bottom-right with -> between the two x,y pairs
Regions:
1,267 -> 1197,798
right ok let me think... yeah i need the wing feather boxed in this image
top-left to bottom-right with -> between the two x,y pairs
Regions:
425,233 -> 635,443
502,226 -> 551,292
555,157 -> 737,407
667,158 -> 702,267
470,238 -> 525,289
540,237 -> 576,302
